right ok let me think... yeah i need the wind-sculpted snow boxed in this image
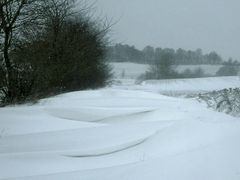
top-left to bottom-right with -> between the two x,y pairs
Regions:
0,107 -> 102,136
0,125 -> 158,156
1,86 -> 240,180
7,133 -> 240,180
65,133 -> 155,157
45,107 -> 156,122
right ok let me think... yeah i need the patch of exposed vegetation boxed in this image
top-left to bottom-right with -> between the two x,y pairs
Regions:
197,88 -> 240,117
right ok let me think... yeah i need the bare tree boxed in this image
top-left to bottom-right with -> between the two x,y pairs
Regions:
0,0 -> 112,103
0,0 -> 42,102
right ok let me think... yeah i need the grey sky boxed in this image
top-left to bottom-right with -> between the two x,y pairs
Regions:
95,0 -> 240,60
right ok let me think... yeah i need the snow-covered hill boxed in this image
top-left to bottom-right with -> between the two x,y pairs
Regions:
110,62 -> 223,79
1,82 -> 240,179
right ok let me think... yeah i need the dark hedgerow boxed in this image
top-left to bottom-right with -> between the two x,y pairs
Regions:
0,0 -> 112,105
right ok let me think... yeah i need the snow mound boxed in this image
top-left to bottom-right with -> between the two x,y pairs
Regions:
0,124 -> 158,156
45,107 -> 156,122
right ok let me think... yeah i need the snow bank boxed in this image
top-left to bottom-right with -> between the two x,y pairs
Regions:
0,125 -> 157,156
45,107 -> 156,122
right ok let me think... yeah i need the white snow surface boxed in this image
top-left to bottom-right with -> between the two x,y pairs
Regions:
140,76 -> 240,94
1,79 -> 240,180
113,76 -> 240,96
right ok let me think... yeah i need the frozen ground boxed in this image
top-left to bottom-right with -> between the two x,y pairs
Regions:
1,66 -> 240,180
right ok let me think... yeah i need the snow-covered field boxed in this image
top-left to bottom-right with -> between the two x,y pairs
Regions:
110,62 -> 149,79
1,74 -> 240,180
113,76 -> 240,97
110,62 -> 222,79
139,76 -> 240,95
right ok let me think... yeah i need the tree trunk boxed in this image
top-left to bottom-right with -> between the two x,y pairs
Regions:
3,29 -> 15,102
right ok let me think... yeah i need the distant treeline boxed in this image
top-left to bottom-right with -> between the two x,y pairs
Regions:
107,44 -> 239,65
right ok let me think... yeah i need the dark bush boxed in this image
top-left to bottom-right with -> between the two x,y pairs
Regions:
0,0 -> 112,105
11,17 -> 111,100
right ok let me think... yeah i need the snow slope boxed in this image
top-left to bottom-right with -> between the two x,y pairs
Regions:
1,84 -> 240,179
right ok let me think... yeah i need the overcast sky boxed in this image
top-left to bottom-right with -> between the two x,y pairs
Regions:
94,0 -> 240,60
